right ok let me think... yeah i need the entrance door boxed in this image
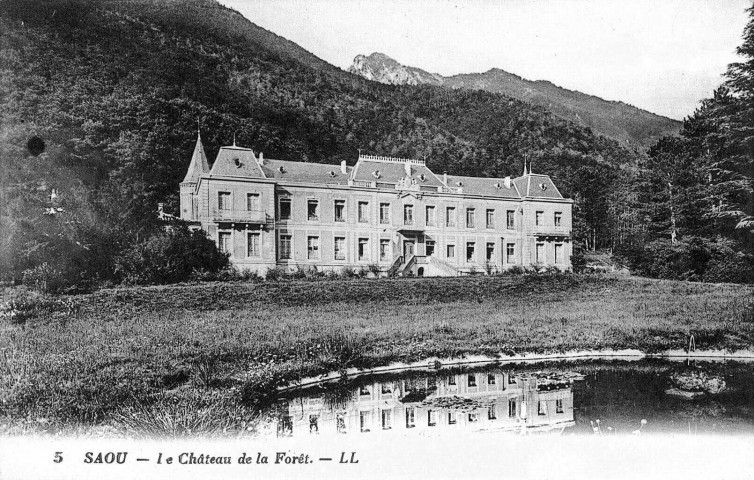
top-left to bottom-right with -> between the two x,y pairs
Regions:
403,240 -> 415,258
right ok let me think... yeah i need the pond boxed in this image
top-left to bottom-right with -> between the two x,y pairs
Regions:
255,359 -> 754,438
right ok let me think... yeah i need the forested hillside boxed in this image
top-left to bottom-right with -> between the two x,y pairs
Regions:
1,0 -> 749,288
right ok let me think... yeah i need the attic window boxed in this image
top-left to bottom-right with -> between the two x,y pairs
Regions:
539,183 -> 548,191
456,181 -> 463,187
494,182 -> 502,189
329,171 -> 336,178
278,166 -> 285,174
372,170 -> 381,179
234,158 -> 242,168
419,174 -> 426,182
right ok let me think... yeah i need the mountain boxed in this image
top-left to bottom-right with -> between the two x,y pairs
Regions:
1,0 -> 641,284
348,53 -> 681,148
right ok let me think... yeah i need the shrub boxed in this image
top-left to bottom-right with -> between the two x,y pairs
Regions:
0,290 -> 78,325
21,263 -> 65,294
114,226 -> 229,285
264,266 -> 286,282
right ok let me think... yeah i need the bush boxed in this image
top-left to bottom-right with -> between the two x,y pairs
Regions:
21,263 -> 65,294
114,226 -> 229,285
0,290 -> 78,325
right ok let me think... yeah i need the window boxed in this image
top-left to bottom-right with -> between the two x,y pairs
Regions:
247,233 -> 260,257
486,209 -> 494,229
359,385 -> 370,396
360,411 -> 371,432
535,211 -> 543,226
488,407 -> 497,420
556,399 -> 564,414
334,200 -> 345,222
554,212 -> 562,227
466,208 -> 475,228
447,244 -> 455,259
381,409 -> 392,430
426,205 -> 436,226
468,374 -> 477,387
538,401 -> 547,416
447,412 -> 457,425
307,236 -> 319,260
486,243 -> 495,263
448,376 -> 457,386
381,383 -> 392,395
279,198 -> 291,220
488,374 -> 496,385
425,240 -> 435,256
218,192 -> 231,210
555,244 -> 564,264
279,234 -> 292,260
468,413 -> 479,423
506,243 -> 515,264
466,242 -> 476,262
536,242 -> 545,263
446,207 -> 456,227
358,238 -> 369,261
508,398 -> 517,418
508,375 -> 517,385
307,200 -> 319,221
246,193 -> 259,211
334,237 -> 346,261
506,210 -> 515,229
406,407 -> 416,428
403,204 -> 414,225
379,239 -> 390,261
218,232 -> 231,255
428,410 -> 438,427
336,414 -> 347,434
379,203 -> 390,224
358,201 -> 369,223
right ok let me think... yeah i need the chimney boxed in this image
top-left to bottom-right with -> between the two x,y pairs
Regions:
340,160 -> 347,175
404,162 -> 411,177
258,152 -> 264,165
443,172 -> 448,185
504,176 -> 511,188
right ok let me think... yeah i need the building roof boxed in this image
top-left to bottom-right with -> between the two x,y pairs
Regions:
182,133 -> 210,183
208,145 -> 266,178
445,175 -> 520,199
261,159 -> 351,185
352,159 -> 445,188
514,174 -> 564,199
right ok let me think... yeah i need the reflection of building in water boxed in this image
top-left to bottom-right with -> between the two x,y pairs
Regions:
271,371 -> 575,438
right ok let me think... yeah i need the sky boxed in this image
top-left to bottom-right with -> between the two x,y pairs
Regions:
219,0 -> 751,120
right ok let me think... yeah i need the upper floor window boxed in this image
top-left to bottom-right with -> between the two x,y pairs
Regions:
554,212 -> 562,227
380,203 -> 391,224
358,201 -> 369,223
486,209 -> 494,229
468,374 -> 477,387
218,192 -> 231,210
334,200 -> 345,222
535,211 -> 544,226
466,208 -> 475,228
507,210 -> 515,229
404,205 -> 414,225
426,205 -> 436,226
307,199 -> 319,221
279,198 -> 291,220
446,207 -> 456,227
246,193 -> 259,211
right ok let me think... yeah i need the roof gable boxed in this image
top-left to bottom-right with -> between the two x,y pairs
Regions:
209,146 -> 266,178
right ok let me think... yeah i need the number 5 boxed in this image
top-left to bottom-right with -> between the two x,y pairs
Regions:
54,452 -> 63,463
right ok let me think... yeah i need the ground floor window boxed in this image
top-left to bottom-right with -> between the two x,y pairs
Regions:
506,243 -> 515,264
486,242 -> 495,262
468,374 -> 477,387
556,399 -> 564,413
428,410 -> 438,427
466,242 -> 476,262
218,232 -> 231,256
406,407 -> 415,428
358,238 -> 369,261
447,244 -> 455,259
508,398 -> 517,417
360,411 -> 371,432
488,406 -> 497,420
555,243 -> 564,264
334,236 -> 345,260
538,401 -> 547,416
247,232 -> 260,257
279,234 -> 292,260
307,236 -> 319,260
381,409 -> 392,430
536,242 -> 545,264
447,411 -> 456,425
379,239 -> 390,261
426,240 -> 435,256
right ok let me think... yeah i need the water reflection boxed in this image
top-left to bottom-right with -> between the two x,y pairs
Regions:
263,370 -> 581,438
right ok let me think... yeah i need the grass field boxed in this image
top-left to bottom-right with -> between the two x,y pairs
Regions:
0,273 -> 752,436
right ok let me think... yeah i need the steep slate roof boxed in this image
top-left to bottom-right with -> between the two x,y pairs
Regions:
513,174 -> 564,199
261,159 -> 352,185
445,175 -> 520,199
352,160 -> 445,188
208,146 -> 266,178
182,133 -> 210,183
